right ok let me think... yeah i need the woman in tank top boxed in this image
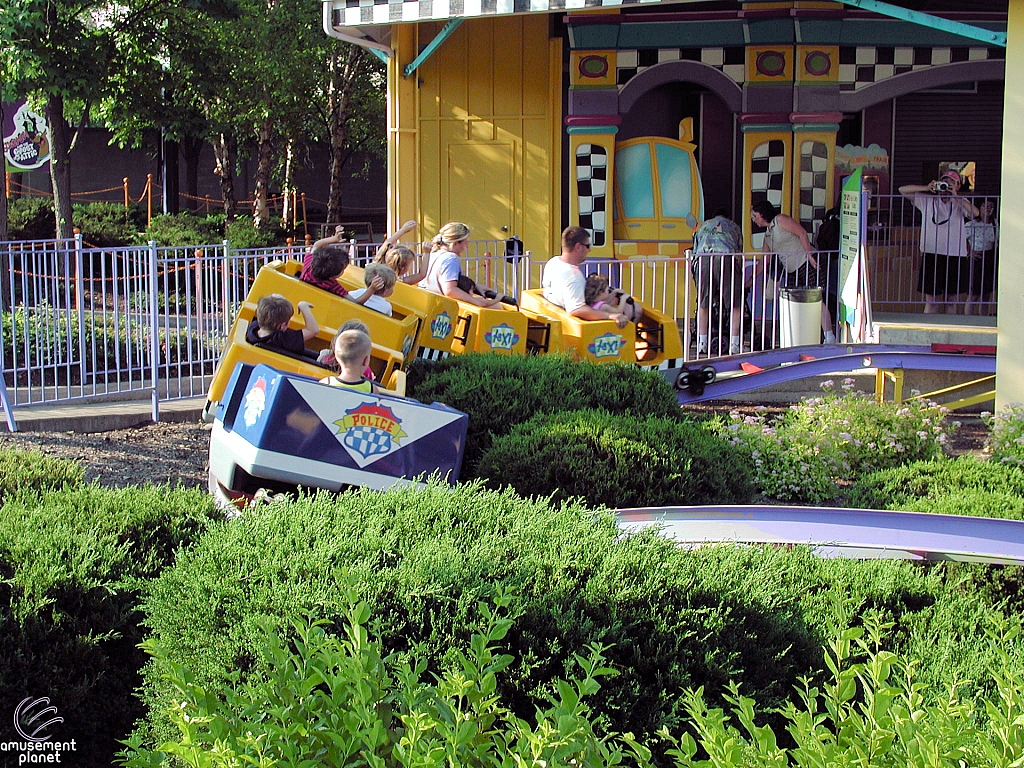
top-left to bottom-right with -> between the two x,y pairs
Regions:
750,200 -> 836,344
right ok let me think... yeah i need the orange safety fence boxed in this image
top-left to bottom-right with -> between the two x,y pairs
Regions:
6,173 -> 383,238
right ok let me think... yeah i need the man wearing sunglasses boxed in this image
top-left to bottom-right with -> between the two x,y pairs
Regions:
541,226 -> 629,328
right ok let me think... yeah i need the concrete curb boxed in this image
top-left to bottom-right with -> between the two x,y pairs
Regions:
7,398 -> 207,434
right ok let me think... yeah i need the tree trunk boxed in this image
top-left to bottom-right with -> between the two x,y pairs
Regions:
211,132 -> 237,222
326,46 -> 364,224
282,137 -> 293,231
181,136 -> 203,210
45,94 -> 74,239
0,100 -> 7,243
252,117 -> 274,229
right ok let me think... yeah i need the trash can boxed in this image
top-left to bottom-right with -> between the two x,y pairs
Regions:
778,286 -> 822,347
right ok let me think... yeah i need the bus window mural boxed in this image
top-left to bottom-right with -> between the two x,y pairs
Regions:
613,118 -> 704,242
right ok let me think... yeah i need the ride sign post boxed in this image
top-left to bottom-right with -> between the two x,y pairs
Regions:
838,169 -> 869,342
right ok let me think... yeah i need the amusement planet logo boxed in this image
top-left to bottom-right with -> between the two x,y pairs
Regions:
484,323 -> 520,351
430,311 -> 453,340
334,402 -> 408,459
3,697 -> 77,764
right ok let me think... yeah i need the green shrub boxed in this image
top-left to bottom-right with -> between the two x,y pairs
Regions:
0,448 -> 84,501
846,456 -> 1024,517
7,196 -> 56,240
120,595 -> 651,768
137,212 -> 226,246
406,354 -> 682,477
477,408 -> 754,507
983,403 -> 1024,468
0,484 -> 222,767
73,201 -> 145,247
663,610 -> 1024,767
136,482 -> 1005,760
718,383 -> 954,503
224,218 -> 281,249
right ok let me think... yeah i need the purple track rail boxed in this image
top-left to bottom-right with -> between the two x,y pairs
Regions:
661,344 -> 996,404
616,506 -> 1024,564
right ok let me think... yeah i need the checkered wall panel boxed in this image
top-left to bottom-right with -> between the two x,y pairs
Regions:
750,139 -> 785,250
616,47 -> 746,89
800,140 -> 829,236
838,46 -> 999,91
575,144 -> 608,247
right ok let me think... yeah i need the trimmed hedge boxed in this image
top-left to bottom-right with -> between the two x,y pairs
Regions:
134,482 -> 1016,761
0,483 -> 222,767
406,353 -> 682,478
0,448 -> 84,502
477,408 -> 754,507
846,457 -> 1024,518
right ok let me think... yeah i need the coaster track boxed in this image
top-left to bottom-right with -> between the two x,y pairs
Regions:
616,505 -> 1024,565
661,343 -> 996,404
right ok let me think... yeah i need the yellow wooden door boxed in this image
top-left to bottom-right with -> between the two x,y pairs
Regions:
447,142 -> 514,240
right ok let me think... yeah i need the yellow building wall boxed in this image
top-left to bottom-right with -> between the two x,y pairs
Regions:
998,1 -> 1024,409
389,15 -> 561,259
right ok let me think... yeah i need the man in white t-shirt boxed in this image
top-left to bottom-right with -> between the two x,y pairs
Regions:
542,226 -> 629,328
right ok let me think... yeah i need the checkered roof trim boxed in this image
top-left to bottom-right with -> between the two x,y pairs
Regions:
616,47 -> 746,89
333,0 -> 675,27
838,45 -> 1001,91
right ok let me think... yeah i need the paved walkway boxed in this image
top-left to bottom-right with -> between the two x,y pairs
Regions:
3,397 -> 207,434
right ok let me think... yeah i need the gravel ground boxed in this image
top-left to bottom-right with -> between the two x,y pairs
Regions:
0,421 -> 213,489
0,406 -> 988,491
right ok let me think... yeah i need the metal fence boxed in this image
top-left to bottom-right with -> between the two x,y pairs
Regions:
0,203 -> 996,418
0,237 -> 533,416
865,193 -> 998,316
584,251 -> 842,361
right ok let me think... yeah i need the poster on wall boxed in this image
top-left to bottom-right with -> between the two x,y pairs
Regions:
3,101 -> 51,172
839,168 -> 869,342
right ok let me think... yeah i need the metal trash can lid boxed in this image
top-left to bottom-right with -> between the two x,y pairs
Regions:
779,286 -> 822,303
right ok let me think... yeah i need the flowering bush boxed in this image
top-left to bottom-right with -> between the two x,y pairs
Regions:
983,403 -> 1024,467
718,379 -> 955,503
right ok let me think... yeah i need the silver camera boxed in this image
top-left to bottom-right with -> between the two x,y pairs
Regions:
934,179 -> 953,194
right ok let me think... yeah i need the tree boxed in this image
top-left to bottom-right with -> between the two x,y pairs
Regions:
0,100 -> 7,242
0,0 -> 237,238
320,45 -> 386,224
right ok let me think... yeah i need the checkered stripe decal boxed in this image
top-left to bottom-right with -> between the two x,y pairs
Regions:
799,141 -> 829,236
417,347 -> 451,361
343,426 -> 393,457
838,46 -> 1000,91
616,48 -> 746,89
576,144 -> 608,248
750,140 -> 785,250
335,0 -> 677,27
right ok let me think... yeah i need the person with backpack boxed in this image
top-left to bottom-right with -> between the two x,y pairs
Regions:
691,208 -> 745,355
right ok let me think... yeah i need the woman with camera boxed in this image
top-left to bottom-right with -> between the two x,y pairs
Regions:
899,170 -> 979,314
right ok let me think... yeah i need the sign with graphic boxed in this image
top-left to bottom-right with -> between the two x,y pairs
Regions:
292,377 -> 466,470
588,332 -> 625,358
3,101 -> 50,171
430,311 -> 453,339
333,402 -> 408,461
839,169 -> 868,341
484,323 -> 520,350
243,377 -> 268,427
834,143 -> 888,172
